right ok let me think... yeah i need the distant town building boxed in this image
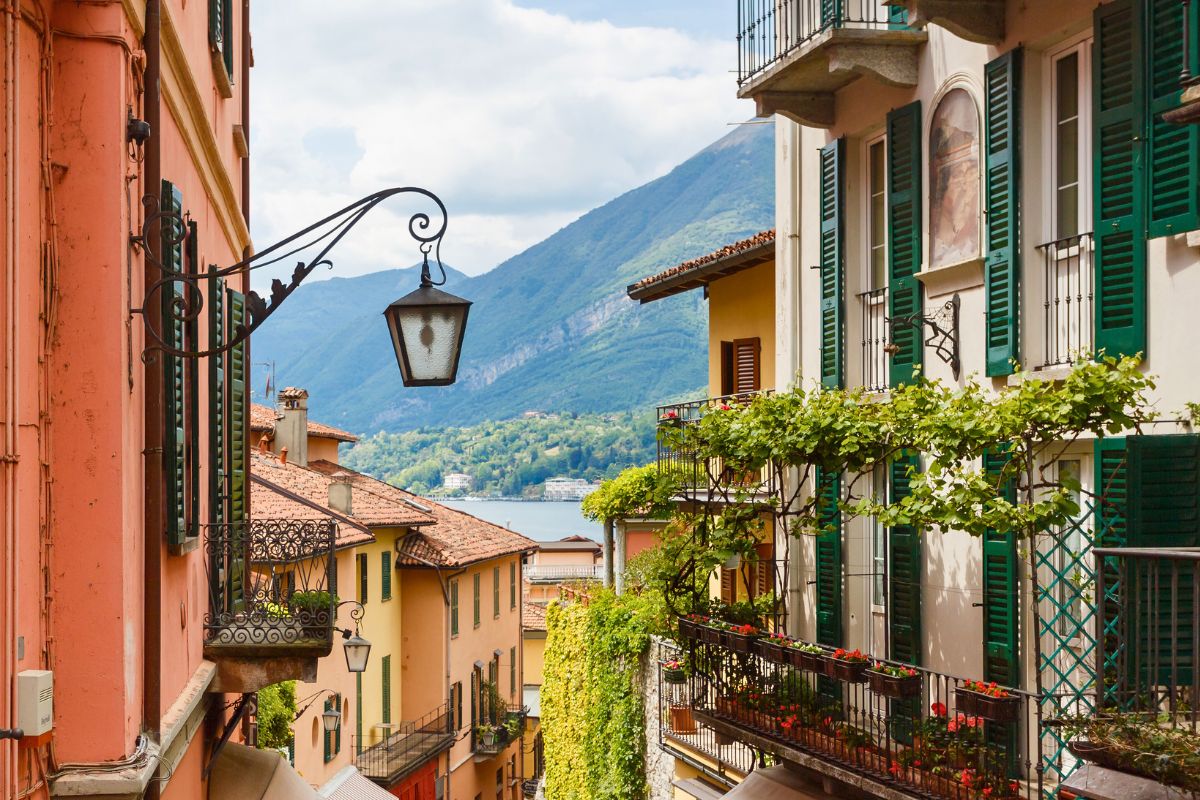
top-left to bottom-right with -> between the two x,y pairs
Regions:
521,410 -> 547,419
442,472 -> 474,491
542,477 -> 600,501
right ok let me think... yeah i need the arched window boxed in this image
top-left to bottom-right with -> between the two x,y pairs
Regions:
928,88 -> 981,268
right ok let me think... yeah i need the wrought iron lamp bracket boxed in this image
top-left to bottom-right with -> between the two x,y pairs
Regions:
885,293 -> 961,379
130,187 -> 449,360
335,599 -> 365,637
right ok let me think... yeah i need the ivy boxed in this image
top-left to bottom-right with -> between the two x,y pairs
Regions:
581,463 -> 678,523
256,681 -> 297,752
542,590 -> 653,800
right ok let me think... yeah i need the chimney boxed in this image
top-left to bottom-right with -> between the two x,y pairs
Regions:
273,387 -> 309,465
279,447 -> 288,465
329,472 -> 353,515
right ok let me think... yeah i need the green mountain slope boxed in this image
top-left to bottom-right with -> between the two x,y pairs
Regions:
251,122 -> 774,434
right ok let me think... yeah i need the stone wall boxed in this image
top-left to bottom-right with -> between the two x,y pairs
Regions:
643,637 -> 677,800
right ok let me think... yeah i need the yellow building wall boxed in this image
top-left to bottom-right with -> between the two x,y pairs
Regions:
353,527 -> 404,751
707,261 -> 776,395
399,568 -> 449,720
308,437 -> 342,465
522,633 -> 545,687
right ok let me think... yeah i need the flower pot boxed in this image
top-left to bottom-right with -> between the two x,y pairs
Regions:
669,704 -> 696,734
676,617 -> 698,641
790,649 -> 827,673
955,687 -> 1021,722
756,638 -> 791,665
828,658 -> 869,683
715,731 -> 734,746
663,667 -> 686,685
867,669 -> 922,698
480,730 -> 496,747
721,629 -> 757,654
715,696 -> 736,718
698,625 -> 723,645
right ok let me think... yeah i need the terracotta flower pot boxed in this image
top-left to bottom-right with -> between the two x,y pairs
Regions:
669,704 -> 696,734
955,687 -> 1020,722
828,658 -> 869,683
867,669 -> 922,698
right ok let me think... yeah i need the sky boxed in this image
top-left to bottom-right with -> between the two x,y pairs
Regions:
248,1 -> 752,288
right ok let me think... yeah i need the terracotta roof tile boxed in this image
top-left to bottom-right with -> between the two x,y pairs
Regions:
307,460 -> 538,568
249,480 -> 374,549
522,601 -> 547,632
627,229 -> 775,301
250,403 -> 359,443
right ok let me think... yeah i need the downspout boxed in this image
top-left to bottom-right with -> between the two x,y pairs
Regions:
239,0 -> 249,222
3,1 -> 18,795
142,1 -> 163,794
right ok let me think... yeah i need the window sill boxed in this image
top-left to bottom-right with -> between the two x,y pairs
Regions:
915,256 -> 983,297
211,50 -> 233,99
169,537 -> 200,557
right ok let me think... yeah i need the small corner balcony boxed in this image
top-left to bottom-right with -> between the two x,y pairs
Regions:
355,703 -> 456,787
524,564 -> 604,584
472,705 -> 527,761
204,518 -> 337,693
736,0 -> 926,127
656,391 -> 775,505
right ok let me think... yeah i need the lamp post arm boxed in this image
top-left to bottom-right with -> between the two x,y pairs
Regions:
132,187 -> 449,360
293,688 -> 337,722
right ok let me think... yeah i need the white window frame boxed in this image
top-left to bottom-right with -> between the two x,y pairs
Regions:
863,132 -> 889,295
1044,33 -> 1094,246
870,464 -> 887,615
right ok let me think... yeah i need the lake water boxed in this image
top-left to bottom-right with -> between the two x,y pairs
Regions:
437,499 -> 600,543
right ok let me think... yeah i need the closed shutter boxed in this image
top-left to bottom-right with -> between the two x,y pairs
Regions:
381,551 -> 392,601
888,5 -> 908,26
510,646 -> 517,695
1146,0 -> 1200,237
209,0 -> 233,77
756,559 -> 771,599
819,138 -> 845,389
184,222 -> 200,541
1093,0 -> 1147,358
381,655 -> 391,725
731,338 -> 760,394
493,566 -> 500,617
1095,438 -> 1129,703
474,572 -> 481,627
887,102 -> 923,387
323,695 -> 334,762
355,673 -> 363,755
888,453 -> 922,665
208,271 -> 227,527
984,49 -> 1022,377
227,288 -> 248,523
719,567 -> 737,604
451,578 -> 459,636
981,448 -> 1019,686
510,561 -> 517,609
162,180 -> 187,547
820,0 -> 839,28
814,467 -> 843,647
358,553 -> 368,604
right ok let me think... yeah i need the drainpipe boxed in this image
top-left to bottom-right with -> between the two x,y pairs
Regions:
3,1 -> 17,795
240,0 -> 250,223
142,0 -> 163,795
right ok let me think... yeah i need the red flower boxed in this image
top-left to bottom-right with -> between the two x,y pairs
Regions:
931,702 -> 947,717
960,770 -> 974,788
912,760 -> 921,768
720,404 -> 732,411
947,719 -> 959,733
888,760 -> 901,776
983,788 -> 993,797
823,716 -> 832,728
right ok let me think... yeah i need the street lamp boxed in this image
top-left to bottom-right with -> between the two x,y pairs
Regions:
321,706 -> 341,733
342,631 -> 372,674
383,257 -> 472,386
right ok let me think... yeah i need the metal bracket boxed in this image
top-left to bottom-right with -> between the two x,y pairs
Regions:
203,693 -> 251,781
885,293 -> 961,379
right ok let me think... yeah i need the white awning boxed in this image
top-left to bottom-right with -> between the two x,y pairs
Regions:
208,742 -> 320,800
718,766 -> 826,800
318,765 -> 397,800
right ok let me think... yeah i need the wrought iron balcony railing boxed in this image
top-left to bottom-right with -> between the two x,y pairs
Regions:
472,705 -> 526,757
1036,233 -> 1093,368
524,564 -> 604,583
203,519 -> 336,658
858,287 -> 889,393
675,621 -> 1042,800
354,702 -> 455,785
656,391 -> 775,501
737,0 -> 907,84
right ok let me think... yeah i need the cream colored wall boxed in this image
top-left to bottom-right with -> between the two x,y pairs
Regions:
522,633 -> 546,687
354,527 -> 403,750
530,549 -> 599,566
308,437 -> 342,465
399,568 -> 449,720
708,261 -> 777,395
778,0 -> 1200,686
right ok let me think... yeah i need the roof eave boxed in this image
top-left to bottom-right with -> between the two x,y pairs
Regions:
626,241 -> 775,304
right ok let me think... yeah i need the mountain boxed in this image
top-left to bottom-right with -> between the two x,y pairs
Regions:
251,121 -> 775,435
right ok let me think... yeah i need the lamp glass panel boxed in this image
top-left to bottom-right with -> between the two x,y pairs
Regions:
395,305 -> 466,382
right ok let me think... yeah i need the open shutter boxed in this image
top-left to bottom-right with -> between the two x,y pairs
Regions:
732,338 -> 760,394
819,138 -> 845,388
1093,0 -> 1147,358
984,50 -> 1022,376
1146,0 -> 1200,237
981,448 -> 1019,686
161,181 -> 187,547
1095,438 -> 1129,702
888,5 -> 908,26
887,102 -> 923,387
820,0 -> 841,29
1126,434 -> 1200,547
227,289 -> 248,523
814,468 -> 843,647
719,567 -> 737,604
381,655 -> 392,724
888,453 -> 922,665
208,271 -> 227,527
323,696 -> 334,762
381,551 -> 392,601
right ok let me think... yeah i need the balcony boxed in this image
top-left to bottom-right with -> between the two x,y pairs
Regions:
675,619 -> 1042,800
736,0 -> 925,126
858,287 -> 888,393
1036,233 -> 1093,369
524,564 -> 604,583
355,703 -> 455,787
204,519 -> 336,692
657,391 -> 775,504
472,705 -> 526,761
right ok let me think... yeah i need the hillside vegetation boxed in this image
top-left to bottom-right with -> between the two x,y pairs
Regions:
342,411 -> 666,496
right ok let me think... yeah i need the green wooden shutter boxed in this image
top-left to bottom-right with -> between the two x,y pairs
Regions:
493,566 -> 500,617
474,572 -> 481,627
888,4 -> 908,26
1095,437 -> 1129,703
1093,0 -> 1147,358
355,673 -> 363,755
814,467 -> 843,647
819,138 -> 845,389
984,49 -> 1022,377
381,655 -> 391,724
1146,0 -> 1200,237
323,696 -> 334,762
510,561 -> 517,609
335,693 -> 342,755
887,102 -> 923,387
981,448 -> 1019,687
357,553 -> 368,604
451,578 -> 459,636
184,223 -> 200,541
208,271 -> 227,527
162,181 -> 187,547
510,646 -> 517,695
209,0 -> 233,76
381,551 -> 392,601
820,0 -> 841,29
227,288 -> 248,523
888,453 -> 922,666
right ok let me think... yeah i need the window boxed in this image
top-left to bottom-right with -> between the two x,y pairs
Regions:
208,0 -> 234,79
357,554 -> 368,604
493,566 -> 501,618
720,338 -> 760,396
450,578 -> 460,637
928,88 -> 981,269
1054,51 -> 1083,238
381,655 -> 391,724
452,681 -> 462,730
867,138 -> 888,291
381,551 -> 392,601
509,646 -> 516,695
474,572 -> 481,627
871,465 -> 887,610
509,561 -> 517,609
496,767 -> 504,800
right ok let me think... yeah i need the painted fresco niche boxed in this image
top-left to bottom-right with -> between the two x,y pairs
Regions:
928,88 -> 981,269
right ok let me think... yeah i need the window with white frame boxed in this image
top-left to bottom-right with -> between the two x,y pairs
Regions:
862,135 -> 889,392
870,464 -> 887,611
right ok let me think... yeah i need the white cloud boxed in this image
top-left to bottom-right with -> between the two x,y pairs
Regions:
249,0 -> 750,287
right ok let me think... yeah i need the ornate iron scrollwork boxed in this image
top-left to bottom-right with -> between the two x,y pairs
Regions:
131,187 -> 449,359
885,293 -> 961,378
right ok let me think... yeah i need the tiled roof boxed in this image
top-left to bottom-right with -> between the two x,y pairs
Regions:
522,601 -> 547,632
538,537 -> 601,552
249,478 -> 374,549
627,229 -> 775,303
250,452 -> 435,537
250,403 -> 359,443
308,461 -> 538,569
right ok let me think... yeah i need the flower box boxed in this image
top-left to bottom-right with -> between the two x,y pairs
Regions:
668,704 -> 696,734
828,658 -> 868,683
676,617 -> 698,641
756,637 -> 791,665
698,624 -> 723,645
867,669 -> 922,698
955,686 -> 1020,723
721,628 -> 758,653
787,646 -> 828,673
662,667 -> 686,685
715,696 -> 737,718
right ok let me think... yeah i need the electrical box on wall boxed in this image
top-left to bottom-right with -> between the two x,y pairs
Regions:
17,670 -> 53,736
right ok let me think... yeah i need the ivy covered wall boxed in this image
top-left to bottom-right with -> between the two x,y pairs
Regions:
542,590 -> 652,800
